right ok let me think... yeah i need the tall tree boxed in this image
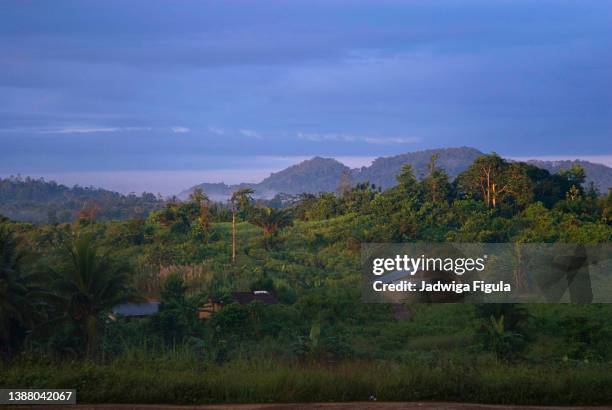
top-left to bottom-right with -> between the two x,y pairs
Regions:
336,169 -> 352,196
396,163 -> 418,192
422,154 -> 451,203
188,187 -> 209,207
0,226 -> 46,357
395,163 -> 422,201
189,188 -> 211,242
559,165 -> 586,200
230,188 -> 254,262
456,154 -> 532,209
153,273 -> 197,344
52,234 -> 135,356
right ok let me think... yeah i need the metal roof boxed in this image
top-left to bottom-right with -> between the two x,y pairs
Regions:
231,291 -> 277,305
112,301 -> 160,317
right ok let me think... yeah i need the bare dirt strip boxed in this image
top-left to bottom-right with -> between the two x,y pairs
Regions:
5,402 -> 611,410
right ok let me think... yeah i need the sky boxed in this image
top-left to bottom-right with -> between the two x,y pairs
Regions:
1,0 -> 611,195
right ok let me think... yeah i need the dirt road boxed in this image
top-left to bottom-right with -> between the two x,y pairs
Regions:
7,403 -> 611,410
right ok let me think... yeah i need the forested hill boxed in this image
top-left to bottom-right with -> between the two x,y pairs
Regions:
259,157 -> 351,195
527,160 -> 612,194
183,147 -> 612,200
180,157 -> 352,201
182,148 -> 483,200
351,147 -> 483,189
0,176 -> 163,223
5,150 -> 611,223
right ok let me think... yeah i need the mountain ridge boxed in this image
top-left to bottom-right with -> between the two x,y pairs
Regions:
180,147 -> 612,200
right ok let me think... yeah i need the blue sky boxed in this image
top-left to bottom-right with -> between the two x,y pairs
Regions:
1,0 -> 611,194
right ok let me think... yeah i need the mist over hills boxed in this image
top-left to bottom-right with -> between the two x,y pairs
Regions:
526,160 -> 612,193
182,147 -> 612,201
2,147 -> 611,223
181,147 -> 482,201
0,176 -> 162,223
350,147 -> 483,189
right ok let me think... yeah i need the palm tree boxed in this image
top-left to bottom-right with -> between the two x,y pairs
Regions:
230,188 -> 254,262
0,226 -> 46,357
189,187 -> 209,207
189,187 -> 211,242
52,234 -> 135,356
249,207 -> 293,248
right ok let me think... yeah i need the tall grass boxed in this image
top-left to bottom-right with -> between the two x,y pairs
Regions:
1,358 -> 610,405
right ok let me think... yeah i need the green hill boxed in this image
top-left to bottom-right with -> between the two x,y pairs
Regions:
182,147 -> 612,200
0,176 -> 163,223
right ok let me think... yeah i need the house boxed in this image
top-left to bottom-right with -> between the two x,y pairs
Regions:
197,290 -> 277,319
197,299 -> 224,319
109,301 -> 160,321
230,290 -> 278,305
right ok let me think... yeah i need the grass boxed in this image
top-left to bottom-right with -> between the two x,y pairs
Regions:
1,358 -> 611,405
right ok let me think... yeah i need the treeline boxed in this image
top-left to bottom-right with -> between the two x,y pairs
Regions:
0,176 -> 164,223
1,153 -> 611,368
289,153 -> 611,228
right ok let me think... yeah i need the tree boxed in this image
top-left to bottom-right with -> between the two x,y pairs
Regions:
249,207 -> 293,248
601,189 -> 612,224
153,273 -> 198,344
77,200 -> 100,224
456,154 -> 532,209
230,188 -> 255,262
343,182 -> 378,214
336,170 -> 352,196
189,188 -> 211,243
0,226 -> 47,357
52,234 -> 135,356
558,165 -> 586,197
422,154 -> 451,203
396,163 -> 419,194
566,185 -> 581,201
292,193 -> 339,221
188,187 -> 209,207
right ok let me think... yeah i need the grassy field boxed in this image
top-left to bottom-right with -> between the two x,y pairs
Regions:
2,359 -> 611,406
3,302 -> 611,406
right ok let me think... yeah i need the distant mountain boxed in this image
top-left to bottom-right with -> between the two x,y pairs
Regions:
258,157 -> 350,195
351,147 -> 483,190
181,147 -> 484,200
4,149 -> 611,224
179,157 -> 350,200
181,182 -> 236,202
0,176 -> 163,223
181,147 -> 612,200
525,159 -> 612,194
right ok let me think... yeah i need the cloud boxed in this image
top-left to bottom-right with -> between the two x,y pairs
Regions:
240,129 -> 262,139
297,132 -> 419,145
510,155 -> 612,167
363,137 -> 420,145
41,126 -> 152,134
333,156 -> 377,168
208,126 -> 225,135
297,132 -> 356,142
0,155 -> 378,195
171,126 -> 190,133
0,126 -> 153,134
45,127 -> 123,134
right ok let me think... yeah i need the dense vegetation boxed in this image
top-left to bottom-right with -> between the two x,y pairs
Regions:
0,176 -> 163,223
1,153 -> 611,405
183,147 -> 612,201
